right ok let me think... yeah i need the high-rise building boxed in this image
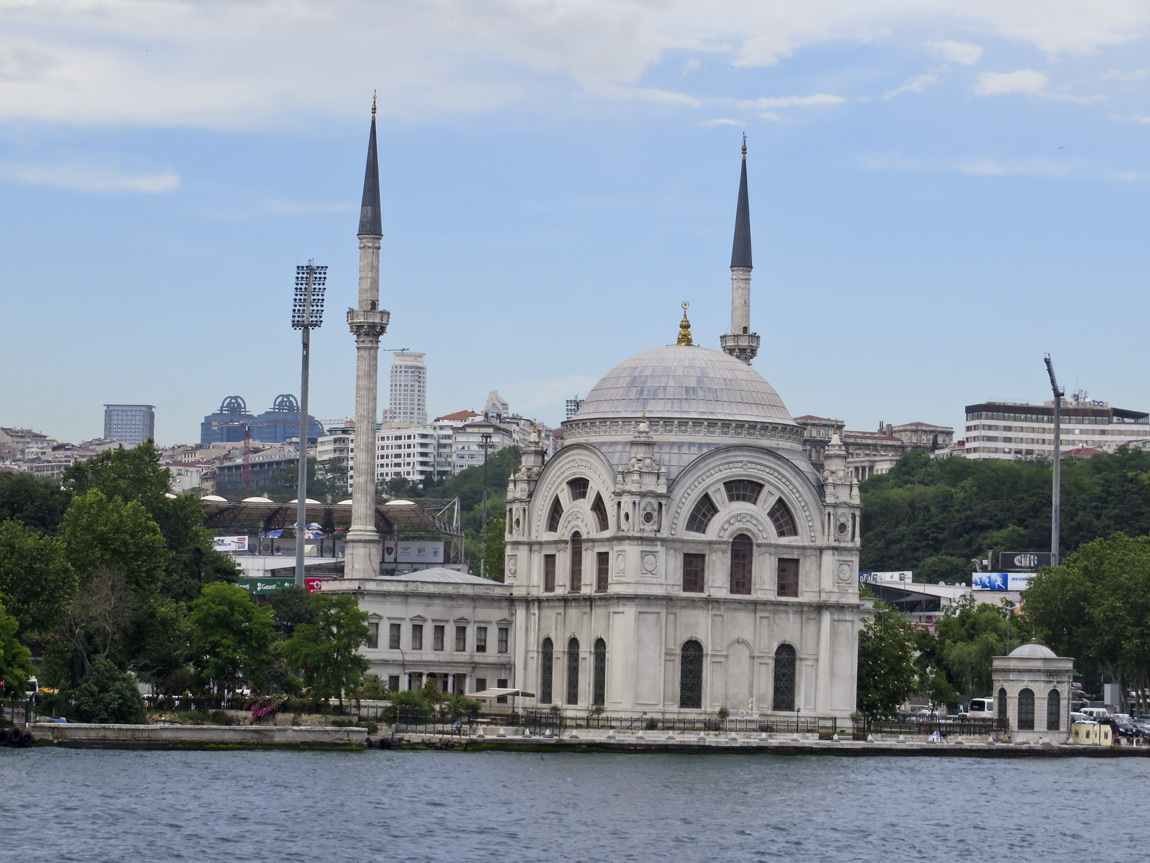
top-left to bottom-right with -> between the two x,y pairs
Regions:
964,397 -> 1149,459
387,352 -> 427,426
200,395 -> 256,444
103,404 -> 155,445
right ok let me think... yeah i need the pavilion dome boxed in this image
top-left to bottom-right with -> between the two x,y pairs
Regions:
1009,641 -> 1058,659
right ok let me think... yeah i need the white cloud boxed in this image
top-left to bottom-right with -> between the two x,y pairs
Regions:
0,2 -> 1146,128
0,159 -> 179,193
974,69 -> 1050,96
884,73 -> 940,98
953,157 -> 1070,177
741,93 -> 847,110
1109,113 -> 1150,124
699,118 -> 741,127
1102,68 -> 1150,81
594,84 -> 700,107
926,39 -> 983,65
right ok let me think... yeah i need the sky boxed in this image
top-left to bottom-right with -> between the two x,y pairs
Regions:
3,1 -> 1148,447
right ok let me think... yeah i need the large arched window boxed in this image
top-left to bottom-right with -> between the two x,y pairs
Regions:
566,477 -> 589,500
1046,689 -> 1061,731
724,479 -> 763,504
729,534 -> 753,595
593,638 -> 607,706
768,498 -> 798,538
680,640 -> 703,709
566,638 -> 580,705
997,688 -> 1007,721
686,494 -> 718,533
773,644 -> 796,712
1018,688 -> 1035,730
539,638 -> 553,704
569,532 -> 583,592
591,493 -> 609,532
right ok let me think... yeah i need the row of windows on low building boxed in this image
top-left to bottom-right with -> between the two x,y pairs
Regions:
998,687 -> 1063,731
539,535 -> 800,597
536,638 -> 798,711
376,622 -> 510,654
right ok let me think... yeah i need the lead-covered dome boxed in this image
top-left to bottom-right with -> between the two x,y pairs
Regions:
573,345 -> 795,425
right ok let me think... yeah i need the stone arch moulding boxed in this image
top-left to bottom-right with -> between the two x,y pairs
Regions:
713,509 -> 770,543
527,446 -> 616,537
668,446 -> 819,543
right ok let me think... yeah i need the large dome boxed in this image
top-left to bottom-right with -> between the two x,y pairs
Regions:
573,344 -> 795,425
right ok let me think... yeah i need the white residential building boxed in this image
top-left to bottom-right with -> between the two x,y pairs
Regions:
387,352 -> 428,426
963,397 -> 1150,460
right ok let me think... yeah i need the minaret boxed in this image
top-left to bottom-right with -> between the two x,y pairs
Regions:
720,135 -> 760,364
345,96 -> 391,579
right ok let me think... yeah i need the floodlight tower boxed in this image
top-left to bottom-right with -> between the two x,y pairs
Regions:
1044,354 -> 1064,566
292,261 -> 327,587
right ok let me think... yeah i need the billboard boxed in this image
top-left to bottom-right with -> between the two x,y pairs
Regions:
972,572 -> 1035,591
382,541 -> 444,564
237,576 -> 332,595
213,535 -> 249,553
858,571 -> 913,584
999,551 -> 1052,571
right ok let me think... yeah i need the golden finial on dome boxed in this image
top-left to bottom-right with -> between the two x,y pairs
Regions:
742,132 -> 747,159
372,91 -> 377,119
676,301 -> 693,346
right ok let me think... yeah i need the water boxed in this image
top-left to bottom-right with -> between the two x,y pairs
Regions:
2,748 -> 1146,862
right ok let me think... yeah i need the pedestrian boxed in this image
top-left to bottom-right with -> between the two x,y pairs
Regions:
453,719 -> 462,736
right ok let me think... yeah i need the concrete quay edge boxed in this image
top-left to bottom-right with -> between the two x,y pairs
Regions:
29,722 -> 369,750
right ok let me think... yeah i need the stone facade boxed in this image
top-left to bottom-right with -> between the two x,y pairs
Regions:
991,642 -> 1074,744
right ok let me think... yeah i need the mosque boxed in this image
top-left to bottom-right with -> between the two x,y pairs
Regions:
334,110 -> 866,720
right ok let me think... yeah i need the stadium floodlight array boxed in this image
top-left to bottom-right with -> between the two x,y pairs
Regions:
291,263 -> 328,329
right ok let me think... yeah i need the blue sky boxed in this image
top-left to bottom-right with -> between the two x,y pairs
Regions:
3,1 -> 1148,446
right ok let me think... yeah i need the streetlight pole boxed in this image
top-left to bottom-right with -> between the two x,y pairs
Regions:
292,261 -> 327,587
1044,355 -> 1064,566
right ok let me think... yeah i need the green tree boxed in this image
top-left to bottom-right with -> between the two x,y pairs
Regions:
0,471 -> 72,533
188,583 -> 275,694
0,598 -> 34,701
71,656 -> 146,723
283,593 -> 370,705
933,595 -> 1030,699
856,604 -> 918,722
131,598 -> 191,694
59,490 -> 169,599
267,585 -> 317,637
481,510 -> 506,581
0,519 -> 76,635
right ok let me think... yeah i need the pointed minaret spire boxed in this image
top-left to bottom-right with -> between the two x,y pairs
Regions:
721,134 -> 760,364
358,93 -> 383,238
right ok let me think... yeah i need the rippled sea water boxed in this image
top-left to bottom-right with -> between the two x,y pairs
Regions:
2,748 -> 1146,862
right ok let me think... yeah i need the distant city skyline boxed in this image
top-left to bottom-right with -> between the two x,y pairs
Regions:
3,3 -> 1147,447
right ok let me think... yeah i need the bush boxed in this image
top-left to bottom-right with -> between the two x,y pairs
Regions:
72,657 -> 146,724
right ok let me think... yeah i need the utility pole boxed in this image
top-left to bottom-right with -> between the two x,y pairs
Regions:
1044,355 -> 1064,567
292,261 -> 327,587
480,432 -> 493,578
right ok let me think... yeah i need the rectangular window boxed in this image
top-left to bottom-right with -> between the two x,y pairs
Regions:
388,675 -> 399,692
544,554 -> 556,592
498,627 -> 509,654
777,558 -> 799,597
389,623 -> 401,650
455,625 -> 466,651
475,677 -> 487,693
596,551 -> 609,592
367,622 -> 379,649
433,624 -> 444,651
497,678 -> 509,704
683,553 -> 705,592
412,623 -> 423,651
476,626 -> 487,653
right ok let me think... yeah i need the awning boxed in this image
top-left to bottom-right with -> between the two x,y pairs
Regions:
466,688 -> 535,699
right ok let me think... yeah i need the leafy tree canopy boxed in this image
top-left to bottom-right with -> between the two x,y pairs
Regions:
283,592 -> 370,704
0,471 -> 72,534
856,604 -> 918,721
0,598 -> 34,700
72,656 -> 146,724
0,519 -> 76,635
188,582 -> 276,693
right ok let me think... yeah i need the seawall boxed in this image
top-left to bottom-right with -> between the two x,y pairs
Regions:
31,722 -> 368,750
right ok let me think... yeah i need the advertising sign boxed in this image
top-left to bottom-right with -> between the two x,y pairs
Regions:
235,577 -> 293,595
213,535 -> 249,553
1007,572 -> 1034,591
972,572 -> 1035,591
999,551 -> 1052,571
858,571 -> 913,584
382,541 -> 444,564
305,577 -> 332,593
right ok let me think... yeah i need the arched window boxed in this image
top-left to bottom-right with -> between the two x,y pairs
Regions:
686,494 -> 718,533
768,498 -> 798,538
539,638 -> 553,704
547,498 -> 564,532
566,477 -> 589,500
1018,688 -> 1035,730
1046,689 -> 1061,731
591,493 -> 609,532
724,479 -> 763,504
997,688 -> 1007,721
569,532 -> 583,592
773,644 -> 796,712
593,638 -> 607,706
729,533 -> 753,595
680,640 -> 703,709
566,638 -> 580,705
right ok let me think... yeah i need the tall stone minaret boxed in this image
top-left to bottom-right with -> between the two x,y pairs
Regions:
720,136 -> 760,364
345,97 -> 390,579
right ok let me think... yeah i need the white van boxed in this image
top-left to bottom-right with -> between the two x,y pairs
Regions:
1080,707 -> 1109,720
966,697 -> 996,719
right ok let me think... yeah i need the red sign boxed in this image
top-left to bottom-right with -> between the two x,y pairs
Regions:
305,577 -> 331,593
